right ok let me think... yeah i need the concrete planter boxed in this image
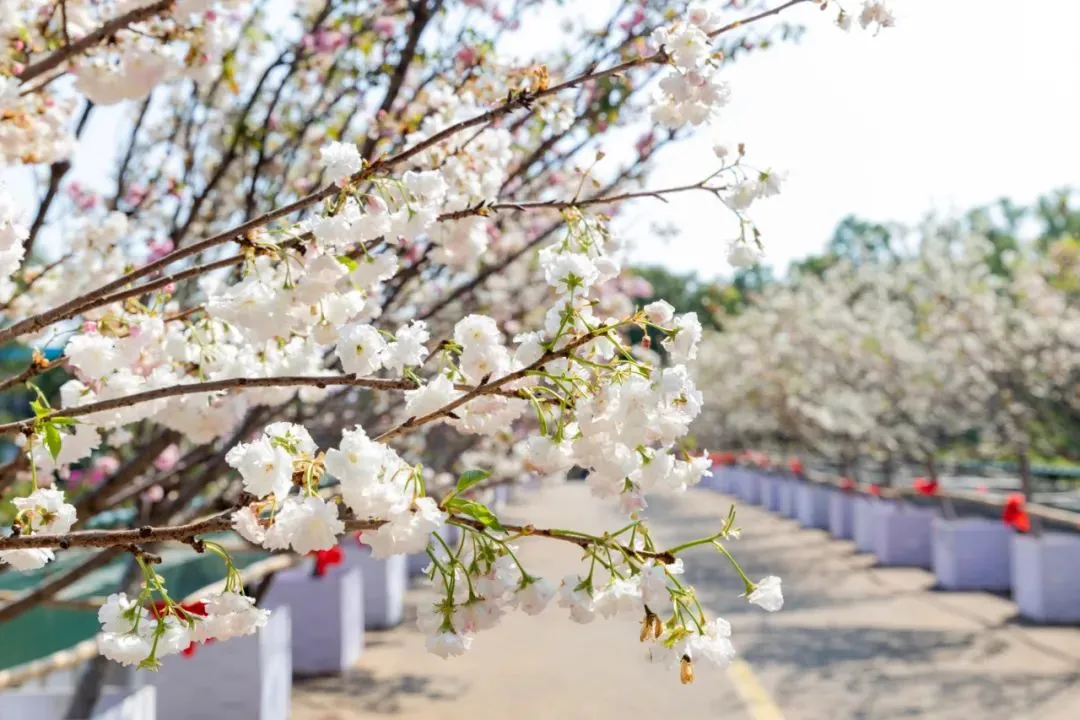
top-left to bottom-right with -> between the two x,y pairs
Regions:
723,467 -> 742,497
828,491 -> 855,539
763,475 -> 783,512
699,466 -> 721,491
778,479 -> 797,518
737,469 -> 762,505
408,525 -> 460,577
0,687 -> 156,720
757,476 -> 774,511
931,518 -> 1012,591
873,503 -> 936,568
796,484 -> 830,529
492,484 -> 509,511
262,565 -> 364,675
853,497 -> 892,553
1012,533 -> 1080,623
342,545 -> 407,630
714,466 -> 734,494
138,607 -> 291,720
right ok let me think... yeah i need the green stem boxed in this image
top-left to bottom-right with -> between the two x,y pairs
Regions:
713,541 -> 755,594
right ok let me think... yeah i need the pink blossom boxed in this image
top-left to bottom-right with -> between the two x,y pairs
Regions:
373,17 -> 396,38
303,30 -> 347,54
148,237 -> 175,262
141,485 -> 165,503
154,444 -> 181,472
619,8 -> 645,31
123,185 -> 149,206
456,46 -> 478,65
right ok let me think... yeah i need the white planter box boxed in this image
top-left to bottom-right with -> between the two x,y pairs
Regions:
342,545 -> 407,630
737,469 -> 762,505
138,607 -> 291,720
763,476 -> 783,512
777,479 -> 796,518
757,475 -> 772,508
932,518 -> 1011,591
1013,533 -> 1080,623
873,503 -> 936,568
492,484 -> 509,511
729,468 -> 747,499
713,466 -> 734,494
262,564 -> 364,675
0,687 -> 156,720
828,491 -> 855,539
796,484 -> 830,529
853,497 -> 891,553
407,525 -> 460,577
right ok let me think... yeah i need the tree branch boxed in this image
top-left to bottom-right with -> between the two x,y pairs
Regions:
17,0 -> 175,85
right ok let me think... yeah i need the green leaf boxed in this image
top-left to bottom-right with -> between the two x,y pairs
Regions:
336,255 -> 358,272
43,423 -> 62,461
455,469 -> 492,494
26,383 -> 51,417
446,497 -> 504,532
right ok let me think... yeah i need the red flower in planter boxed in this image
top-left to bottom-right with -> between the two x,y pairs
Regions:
868,483 -> 882,497
788,458 -> 804,476
712,451 -> 736,467
912,477 -> 939,496
839,477 -> 856,491
311,545 -> 344,577
1002,493 -> 1030,533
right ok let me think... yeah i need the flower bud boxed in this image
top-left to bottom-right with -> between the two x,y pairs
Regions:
680,656 -> 695,685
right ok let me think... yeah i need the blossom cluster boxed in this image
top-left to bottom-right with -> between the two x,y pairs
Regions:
414,513 -> 784,681
0,488 -> 77,571
97,567 -> 268,669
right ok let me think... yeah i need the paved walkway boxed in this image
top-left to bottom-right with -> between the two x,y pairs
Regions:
293,483 -> 1080,719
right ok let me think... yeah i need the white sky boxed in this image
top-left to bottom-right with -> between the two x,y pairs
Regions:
623,0 -> 1080,279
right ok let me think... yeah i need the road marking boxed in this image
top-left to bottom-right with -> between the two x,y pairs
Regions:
727,657 -> 785,720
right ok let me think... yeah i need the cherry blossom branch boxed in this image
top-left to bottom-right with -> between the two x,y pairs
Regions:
0,507 -> 673,562
16,0 -> 175,85
0,373 -> 542,436
436,178 -> 730,221
0,511 -> 382,552
376,318 -> 626,442
450,517 -> 675,564
0,0 -> 803,346
0,355 -> 67,394
0,172 -> 691,348
707,0 -> 813,39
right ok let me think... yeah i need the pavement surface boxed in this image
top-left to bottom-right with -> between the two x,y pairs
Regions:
293,483 -> 1080,720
